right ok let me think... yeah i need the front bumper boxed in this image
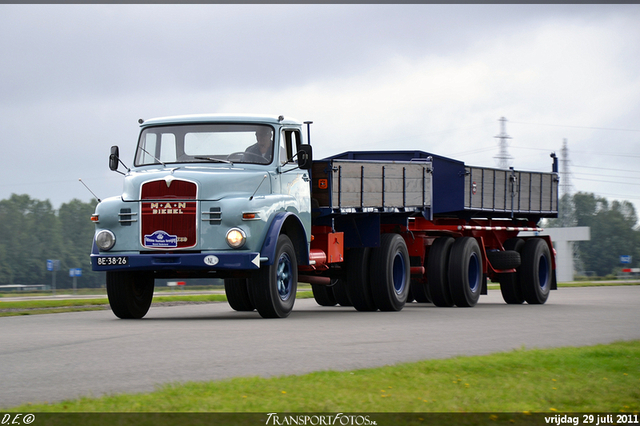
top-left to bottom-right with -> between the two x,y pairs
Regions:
91,251 -> 263,272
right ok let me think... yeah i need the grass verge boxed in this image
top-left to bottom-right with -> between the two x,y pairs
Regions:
5,341 -> 639,413
0,292 -> 314,317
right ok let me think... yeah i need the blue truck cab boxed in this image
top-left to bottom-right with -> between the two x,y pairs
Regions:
91,114 -> 314,319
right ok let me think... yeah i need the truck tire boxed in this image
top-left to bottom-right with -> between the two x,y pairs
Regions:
520,238 -> 551,305
369,234 -> 410,311
311,283 -> 337,306
427,237 -> 455,307
249,234 -> 298,318
224,278 -> 255,311
498,238 -> 525,304
487,250 -> 521,270
448,237 -> 482,307
332,278 -> 353,307
106,271 -> 154,319
346,247 -> 377,311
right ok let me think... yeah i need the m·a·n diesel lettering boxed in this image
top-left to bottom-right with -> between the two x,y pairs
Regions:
151,202 -> 186,214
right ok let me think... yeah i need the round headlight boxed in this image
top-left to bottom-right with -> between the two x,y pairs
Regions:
95,230 -> 116,251
226,228 -> 246,249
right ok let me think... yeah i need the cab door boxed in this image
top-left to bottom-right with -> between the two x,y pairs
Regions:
278,128 -> 311,235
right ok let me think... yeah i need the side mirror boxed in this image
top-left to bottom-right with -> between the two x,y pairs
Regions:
109,146 -> 120,171
297,144 -> 313,170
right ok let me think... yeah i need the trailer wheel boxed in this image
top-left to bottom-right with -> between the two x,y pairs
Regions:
249,234 -> 298,318
498,238 -> 525,304
224,278 -> 255,311
427,237 -> 455,307
346,247 -> 377,311
520,238 -> 551,305
311,283 -> 337,306
449,237 -> 482,307
106,271 -> 154,319
487,250 -> 521,270
369,234 -> 410,311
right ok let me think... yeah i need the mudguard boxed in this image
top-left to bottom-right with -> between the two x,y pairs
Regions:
260,212 -> 309,266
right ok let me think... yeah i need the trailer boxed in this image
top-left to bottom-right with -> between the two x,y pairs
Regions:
91,114 -> 558,319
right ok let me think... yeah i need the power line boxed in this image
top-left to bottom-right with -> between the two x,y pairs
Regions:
573,177 -> 640,186
573,164 -> 640,174
509,120 -> 640,133
574,172 -> 640,180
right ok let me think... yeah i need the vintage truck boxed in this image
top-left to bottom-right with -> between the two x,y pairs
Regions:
91,114 -> 558,319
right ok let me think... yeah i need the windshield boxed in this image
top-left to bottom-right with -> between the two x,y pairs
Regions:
134,123 -> 275,166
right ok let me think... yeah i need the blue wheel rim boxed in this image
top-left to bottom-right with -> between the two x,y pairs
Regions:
277,252 -> 293,301
538,254 -> 549,289
468,252 -> 480,292
392,251 -> 407,295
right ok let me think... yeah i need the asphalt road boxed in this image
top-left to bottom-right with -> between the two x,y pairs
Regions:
1,286 -> 638,408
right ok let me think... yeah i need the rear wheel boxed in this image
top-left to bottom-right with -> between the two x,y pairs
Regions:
346,248 -> 377,311
224,278 -> 255,311
427,237 -> 455,307
249,234 -> 298,318
449,237 -> 482,307
106,271 -> 154,319
369,234 -> 410,311
332,278 -> 353,307
498,238 -> 525,304
311,283 -> 337,306
520,238 -> 551,305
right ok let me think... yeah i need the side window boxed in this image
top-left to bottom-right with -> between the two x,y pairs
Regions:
281,129 -> 301,165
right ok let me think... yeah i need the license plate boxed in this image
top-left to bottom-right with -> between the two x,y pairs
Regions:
97,256 -> 129,266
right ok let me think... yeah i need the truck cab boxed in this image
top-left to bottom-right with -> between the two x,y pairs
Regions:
91,114 -> 313,319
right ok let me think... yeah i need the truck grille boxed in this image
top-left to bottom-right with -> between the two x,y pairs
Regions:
140,178 -> 198,249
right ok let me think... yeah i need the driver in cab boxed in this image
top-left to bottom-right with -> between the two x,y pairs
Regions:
245,127 -> 273,164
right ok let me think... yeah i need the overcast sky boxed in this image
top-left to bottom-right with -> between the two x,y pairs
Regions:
1,4 -> 639,218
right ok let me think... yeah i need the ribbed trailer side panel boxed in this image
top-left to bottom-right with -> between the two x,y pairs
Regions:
464,167 -> 558,216
313,160 -> 432,212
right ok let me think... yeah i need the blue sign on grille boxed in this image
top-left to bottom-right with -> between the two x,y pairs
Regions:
144,230 -> 178,248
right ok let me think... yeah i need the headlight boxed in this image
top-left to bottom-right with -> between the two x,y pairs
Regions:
95,230 -> 116,251
226,228 -> 246,249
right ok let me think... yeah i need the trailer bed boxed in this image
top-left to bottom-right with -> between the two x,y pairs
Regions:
312,151 -> 558,221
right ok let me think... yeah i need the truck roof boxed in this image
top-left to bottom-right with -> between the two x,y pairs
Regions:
139,114 -> 301,127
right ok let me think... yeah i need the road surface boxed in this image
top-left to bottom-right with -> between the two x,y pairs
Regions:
1,286 -> 638,408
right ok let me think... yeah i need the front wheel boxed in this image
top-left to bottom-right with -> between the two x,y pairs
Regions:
106,271 -> 154,319
249,234 -> 298,318
520,238 -> 552,305
448,237 -> 482,307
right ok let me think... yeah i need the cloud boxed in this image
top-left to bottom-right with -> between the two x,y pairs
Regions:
0,4 -> 639,211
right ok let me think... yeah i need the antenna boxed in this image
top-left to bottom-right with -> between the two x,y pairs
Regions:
494,117 -> 513,169
79,179 -> 101,203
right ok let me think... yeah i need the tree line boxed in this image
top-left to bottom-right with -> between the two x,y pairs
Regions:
0,194 -> 102,289
0,192 -> 638,289
546,192 -> 640,277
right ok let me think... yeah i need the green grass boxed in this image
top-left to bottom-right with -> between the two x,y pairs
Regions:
5,341 -> 639,413
0,292 -> 314,317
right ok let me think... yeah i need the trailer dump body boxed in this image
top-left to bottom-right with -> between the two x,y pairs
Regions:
313,150 -> 558,221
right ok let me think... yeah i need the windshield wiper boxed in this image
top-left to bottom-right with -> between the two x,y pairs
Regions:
194,156 -> 232,164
